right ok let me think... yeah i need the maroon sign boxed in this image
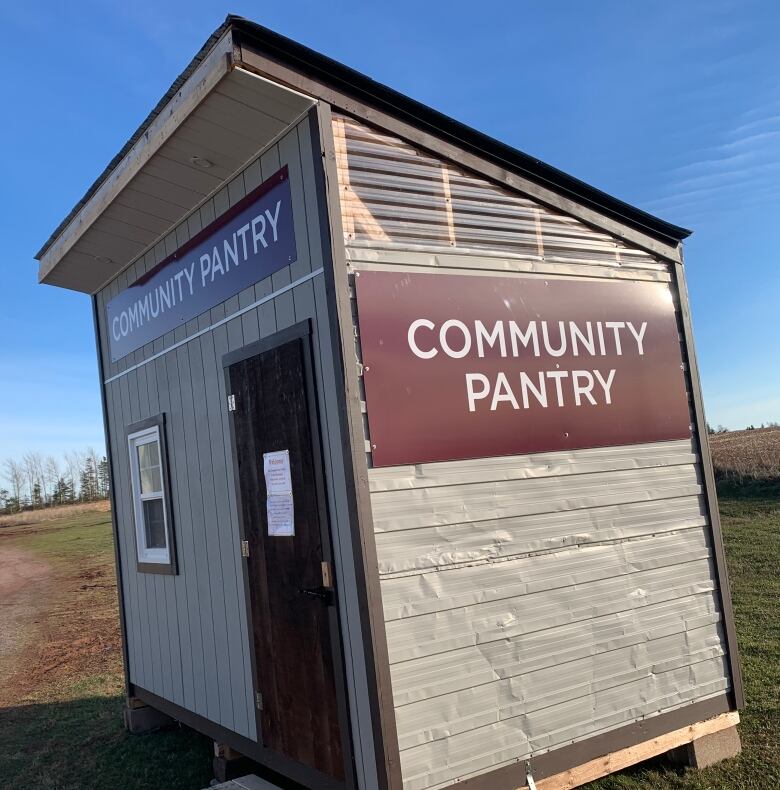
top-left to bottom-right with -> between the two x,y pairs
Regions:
355,270 -> 691,467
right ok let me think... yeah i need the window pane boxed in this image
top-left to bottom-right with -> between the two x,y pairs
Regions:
138,439 -> 160,468
137,439 -> 162,494
140,465 -> 162,494
142,497 -> 167,550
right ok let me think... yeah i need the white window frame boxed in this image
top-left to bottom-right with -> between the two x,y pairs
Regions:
128,423 -> 171,567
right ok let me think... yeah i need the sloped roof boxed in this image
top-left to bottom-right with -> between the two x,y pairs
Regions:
37,14 -> 689,262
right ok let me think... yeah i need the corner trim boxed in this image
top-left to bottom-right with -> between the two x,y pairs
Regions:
311,103 -> 404,790
92,295 -> 132,697
671,254 -> 745,708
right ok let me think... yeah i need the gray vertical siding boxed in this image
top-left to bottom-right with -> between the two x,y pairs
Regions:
334,115 -> 731,789
96,114 -> 378,786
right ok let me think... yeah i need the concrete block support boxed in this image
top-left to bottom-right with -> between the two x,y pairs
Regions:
213,742 -> 255,783
687,725 -> 742,768
123,697 -> 175,734
669,725 -> 742,770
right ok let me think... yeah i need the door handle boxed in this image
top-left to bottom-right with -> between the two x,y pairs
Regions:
297,585 -> 334,605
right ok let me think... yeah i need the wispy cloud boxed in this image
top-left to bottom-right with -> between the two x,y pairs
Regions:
644,165 -> 780,214
667,130 -> 780,181
643,99 -> 780,224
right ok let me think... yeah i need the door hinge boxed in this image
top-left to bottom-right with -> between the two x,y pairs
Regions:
255,691 -> 263,710
227,394 -> 236,412
321,560 -> 333,589
241,540 -> 250,558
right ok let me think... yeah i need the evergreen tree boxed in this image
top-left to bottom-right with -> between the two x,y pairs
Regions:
53,476 -> 70,505
32,481 -> 43,509
98,456 -> 110,499
80,456 -> 99,502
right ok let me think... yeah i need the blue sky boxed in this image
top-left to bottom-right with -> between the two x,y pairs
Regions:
1,0 -> 778,462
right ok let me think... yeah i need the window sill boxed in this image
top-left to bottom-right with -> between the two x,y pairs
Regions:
136,561 -> 177,576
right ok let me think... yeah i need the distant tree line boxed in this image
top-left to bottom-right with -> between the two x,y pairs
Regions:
0,449 -> 109,514
707,421 -> 779,435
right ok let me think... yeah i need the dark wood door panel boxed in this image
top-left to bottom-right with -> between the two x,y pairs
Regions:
228,334 -> 345,782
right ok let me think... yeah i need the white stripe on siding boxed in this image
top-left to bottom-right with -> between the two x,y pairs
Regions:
346,247 -> 671,284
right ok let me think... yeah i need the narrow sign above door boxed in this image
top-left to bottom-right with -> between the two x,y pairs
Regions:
106,167 -> 297,362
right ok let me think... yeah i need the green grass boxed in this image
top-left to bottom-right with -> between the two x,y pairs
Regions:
3,507 -> 114,555
0,489 -> 777,789
0,676 -> 211,789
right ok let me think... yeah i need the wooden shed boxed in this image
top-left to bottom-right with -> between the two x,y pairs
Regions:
36,15 -> 743,790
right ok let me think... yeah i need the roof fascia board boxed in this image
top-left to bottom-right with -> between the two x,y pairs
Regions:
37,29 -> 236,284
236,39 -> 683,265
86,81 -> 315,296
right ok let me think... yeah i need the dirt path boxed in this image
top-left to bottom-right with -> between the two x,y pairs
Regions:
0,511 -> 123,709
0,546 -> 50,596
0,546 -> 53,701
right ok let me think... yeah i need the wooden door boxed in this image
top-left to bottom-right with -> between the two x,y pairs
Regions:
225,322 -> 348,784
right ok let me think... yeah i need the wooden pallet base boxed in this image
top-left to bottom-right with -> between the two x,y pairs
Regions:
523,711 -> 740,790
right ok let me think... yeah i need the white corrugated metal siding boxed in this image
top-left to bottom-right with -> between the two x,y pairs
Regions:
334,114 -> 730,789
334,115 -> 664,271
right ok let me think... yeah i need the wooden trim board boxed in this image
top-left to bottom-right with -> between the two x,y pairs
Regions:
92,296 -> 132,698
312,102 -> 404,790
38,32 -> 235,282
519,712 -> 739,790
672,254 -> 745,709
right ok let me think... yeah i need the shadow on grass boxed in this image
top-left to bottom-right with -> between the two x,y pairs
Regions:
0,693 -> 212,789
715,474 -> 780,500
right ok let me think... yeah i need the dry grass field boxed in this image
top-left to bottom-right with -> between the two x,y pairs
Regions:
0,499 -> 111,528
710,427 -> 780,486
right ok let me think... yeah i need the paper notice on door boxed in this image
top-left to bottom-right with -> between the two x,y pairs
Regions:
263,450 -> 294,536
267,493 -> 294,536
263,450 -> 292,496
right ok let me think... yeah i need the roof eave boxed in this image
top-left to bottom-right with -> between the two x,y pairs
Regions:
35,20 -> 235,263
227,15 -> 691,245
37,14 -> 691,285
